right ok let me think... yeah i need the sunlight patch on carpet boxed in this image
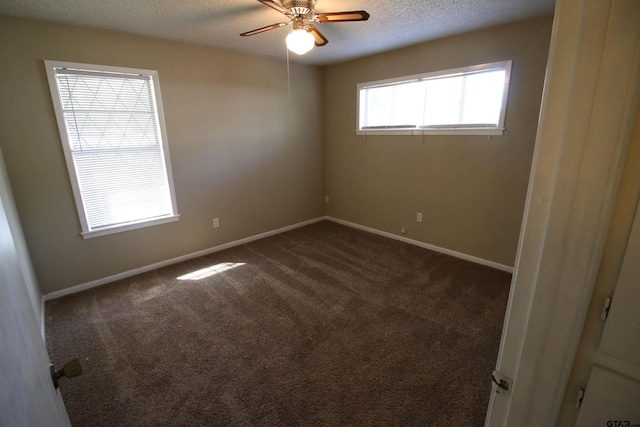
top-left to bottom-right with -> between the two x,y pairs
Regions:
177,262 -> 245,281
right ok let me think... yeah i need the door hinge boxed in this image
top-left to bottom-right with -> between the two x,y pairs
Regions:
575,382 -> 587,408
491,370 -> 513,396
600,293 -> 613,321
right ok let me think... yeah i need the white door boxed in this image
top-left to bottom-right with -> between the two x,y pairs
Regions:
599,199 -> 640,364
575,366 -> 640,427
575,200 -> 640,426
0,152 -> 71,426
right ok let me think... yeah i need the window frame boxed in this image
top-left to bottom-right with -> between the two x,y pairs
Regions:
44,60 -> 179,239
356,60 -> 513,136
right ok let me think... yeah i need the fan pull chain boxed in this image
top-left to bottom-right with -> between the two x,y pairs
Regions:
286,46 -> 291,102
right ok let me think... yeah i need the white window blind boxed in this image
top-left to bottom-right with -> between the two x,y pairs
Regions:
45,61 -> 178,238
358,60 -> 512,135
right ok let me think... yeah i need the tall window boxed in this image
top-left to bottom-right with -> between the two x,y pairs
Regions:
357,60 -> 512,135
45,60 -> 179,238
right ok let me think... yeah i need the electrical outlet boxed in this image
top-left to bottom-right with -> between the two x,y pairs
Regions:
401,228 -> 407,234
213,218 -> 219,228
417,212 -> 423,223
325,195 -> 330,203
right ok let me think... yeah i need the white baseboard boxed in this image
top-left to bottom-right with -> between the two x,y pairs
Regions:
325,216 -> 514,273
43,217 -> 325,301
44,215 -> 512,301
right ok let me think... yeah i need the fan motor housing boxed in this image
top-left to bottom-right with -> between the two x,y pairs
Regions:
282,0 -> 316,15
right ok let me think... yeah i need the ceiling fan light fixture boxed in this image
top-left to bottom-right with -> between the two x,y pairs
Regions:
242,1 -> 369,54
286,28 -> 315,55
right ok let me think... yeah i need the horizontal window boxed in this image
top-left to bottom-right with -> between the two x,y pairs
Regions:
357,60 -> 512,135
45,60 -> 179,238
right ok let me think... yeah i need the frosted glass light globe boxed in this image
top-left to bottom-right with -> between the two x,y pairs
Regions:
286,29 -> 315,55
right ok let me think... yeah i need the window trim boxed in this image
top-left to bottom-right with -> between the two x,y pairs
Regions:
44,60 -> 179,239
356,60 -> 513,136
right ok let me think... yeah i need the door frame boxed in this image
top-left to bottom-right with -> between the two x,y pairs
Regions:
485,0 -> 640,425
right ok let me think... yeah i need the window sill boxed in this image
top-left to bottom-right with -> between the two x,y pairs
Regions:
81,214 -> 180,239
356,127 -> 505,136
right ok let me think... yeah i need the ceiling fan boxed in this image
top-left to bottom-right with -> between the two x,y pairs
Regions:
240,0 -> 370,55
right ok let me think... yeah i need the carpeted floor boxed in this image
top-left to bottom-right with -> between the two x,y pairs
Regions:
46,221 -> 511,426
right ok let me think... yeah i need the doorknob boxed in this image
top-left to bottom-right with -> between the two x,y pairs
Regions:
50,356 -> 83,389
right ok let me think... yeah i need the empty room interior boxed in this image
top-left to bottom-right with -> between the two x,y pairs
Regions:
1,0 -> 640,426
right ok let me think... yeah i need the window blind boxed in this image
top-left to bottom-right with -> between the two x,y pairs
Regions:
51,66 -> 175,232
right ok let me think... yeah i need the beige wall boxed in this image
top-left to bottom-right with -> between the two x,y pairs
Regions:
0,16 -> 324,294
0,15 -> 552,295
323,16 -> 553,267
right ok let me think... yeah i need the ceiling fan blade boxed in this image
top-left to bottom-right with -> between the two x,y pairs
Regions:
316,11 -> 370,23
257,0 -> 293,16
240,22 -> 288,37
306,25 -> 328,47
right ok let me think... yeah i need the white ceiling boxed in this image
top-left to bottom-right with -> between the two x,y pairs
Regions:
0,0 -> 556,65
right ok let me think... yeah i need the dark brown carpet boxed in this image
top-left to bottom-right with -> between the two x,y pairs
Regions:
46,221 -> 510,426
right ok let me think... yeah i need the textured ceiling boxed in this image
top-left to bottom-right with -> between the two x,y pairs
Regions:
0,0 -> 556,65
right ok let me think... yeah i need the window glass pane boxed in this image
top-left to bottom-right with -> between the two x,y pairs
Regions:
423,70 -> 506,126
460,70 -> 505,126
57,74 -> 159,151
361,81 -> 422,128
357,61 -> 511,134
393,81 -> 423,126
423,76 -> 464,126
363,85 -> 394,127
